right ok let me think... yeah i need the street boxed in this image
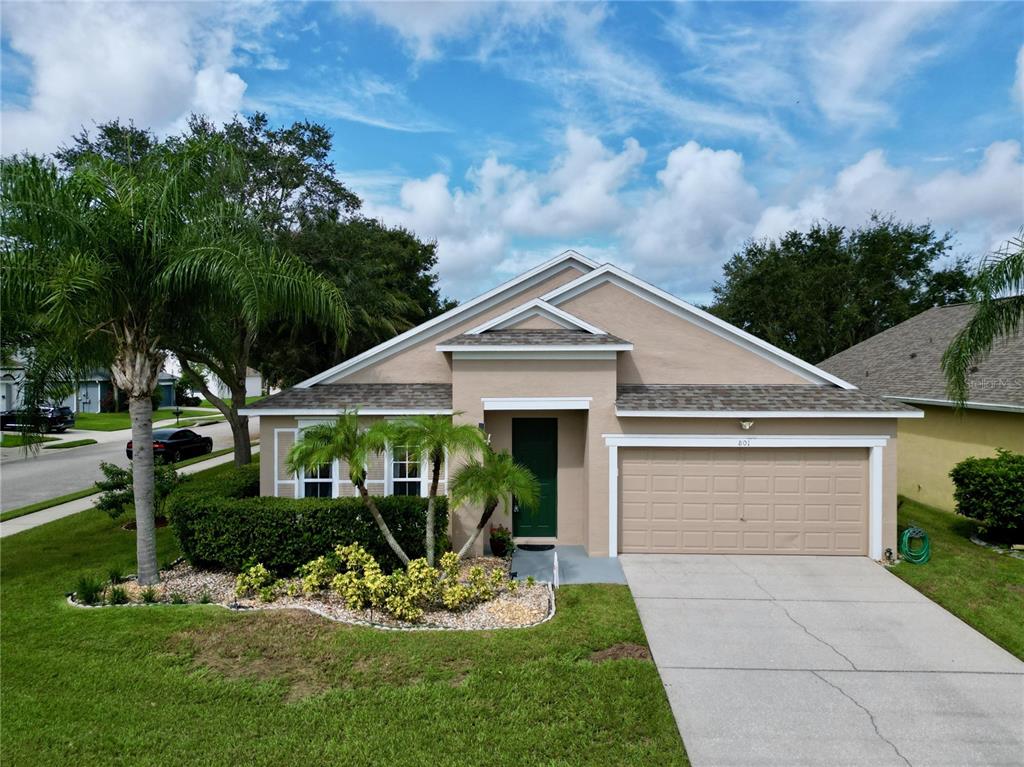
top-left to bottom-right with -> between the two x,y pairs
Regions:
0,419 -> 256,511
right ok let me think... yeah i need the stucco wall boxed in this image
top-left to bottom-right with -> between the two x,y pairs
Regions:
897,405 -> 1024,511
336,268 -> 586,384
558,281 -> 811,385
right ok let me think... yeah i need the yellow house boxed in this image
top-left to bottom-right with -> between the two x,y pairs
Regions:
820,304 -> 1024,511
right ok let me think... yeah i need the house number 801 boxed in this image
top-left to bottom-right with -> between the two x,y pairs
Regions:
737,439 -> 751,447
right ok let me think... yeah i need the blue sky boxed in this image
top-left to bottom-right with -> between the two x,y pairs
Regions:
3,1 -> 1022,302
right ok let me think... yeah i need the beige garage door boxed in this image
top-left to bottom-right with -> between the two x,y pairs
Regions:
619,447 -> 868,555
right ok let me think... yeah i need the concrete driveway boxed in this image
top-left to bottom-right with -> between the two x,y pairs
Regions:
621,555 -> 1024,767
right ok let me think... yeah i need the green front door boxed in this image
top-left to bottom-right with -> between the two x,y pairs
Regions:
512,418 -> 557,537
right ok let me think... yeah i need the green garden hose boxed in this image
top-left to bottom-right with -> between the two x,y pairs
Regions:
899,525 -> 931,564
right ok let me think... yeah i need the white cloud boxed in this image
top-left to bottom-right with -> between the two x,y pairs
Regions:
341,1 -> 494,62
0,1 -> 278,155
620,142 -> 760,290
805,3 -> 950,125
755,141 -> 1024,259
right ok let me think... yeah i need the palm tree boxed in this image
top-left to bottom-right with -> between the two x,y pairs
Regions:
1,136 -> 346,585
389,414 -> 486,565
285,412 -> 410,565
449,447 -> 540,559
942,231 -> 1024,406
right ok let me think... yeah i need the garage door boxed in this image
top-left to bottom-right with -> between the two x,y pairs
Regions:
619,447 -> 868,555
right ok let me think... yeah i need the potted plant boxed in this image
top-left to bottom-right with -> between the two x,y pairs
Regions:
489,524 -> 515,558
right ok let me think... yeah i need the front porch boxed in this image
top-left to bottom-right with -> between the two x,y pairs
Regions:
509,545 -> 626,585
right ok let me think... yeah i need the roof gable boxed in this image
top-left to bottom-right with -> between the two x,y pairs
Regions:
466,298 -> 608,335
543,264 -> 855,389
297,250 -> 597,387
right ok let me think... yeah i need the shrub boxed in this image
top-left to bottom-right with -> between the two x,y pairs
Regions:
140,586 -> 159,604
96,461 -> 181,520
235,563 -> 275,598
75,574 -> 104,606
949,449 -> 1024,541
107,586 -> 129,605
107,566 -> 125,585
167,465 -> 448,575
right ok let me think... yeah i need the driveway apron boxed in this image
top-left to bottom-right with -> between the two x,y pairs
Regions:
621,555 -> 1024,767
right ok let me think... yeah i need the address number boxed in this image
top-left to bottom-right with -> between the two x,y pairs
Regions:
737,439 -> 751,447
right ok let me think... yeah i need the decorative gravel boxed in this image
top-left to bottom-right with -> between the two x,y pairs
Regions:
71,558 -> 555,631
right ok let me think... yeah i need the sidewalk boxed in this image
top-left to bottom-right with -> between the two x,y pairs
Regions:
12,409 -> 227,447
0,450 -> 238,538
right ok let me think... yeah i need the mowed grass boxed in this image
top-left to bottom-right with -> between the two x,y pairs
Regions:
74,409 -> 212,431
0,434 -> 58,448
0,471 -> 686,766
891,497 -> 1024,660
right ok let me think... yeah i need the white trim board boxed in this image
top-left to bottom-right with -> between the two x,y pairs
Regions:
615,409 -> 923,419
542,264 -> 857,390
483,396 -> 592,411
437,343 -> 632,353
603,433 -> 889,561
294,251 -> 597,387
450,350 -> 619,361
241,408 -> 453,417
881,395 -> 1024,414
467,298 -> 608,335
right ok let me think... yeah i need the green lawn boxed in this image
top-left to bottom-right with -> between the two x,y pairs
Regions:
199,395 -> 263,408
891,497 -> 1024,660
0,464 -> 686,766
0,434 -> 59,448
73,409 -> 212,431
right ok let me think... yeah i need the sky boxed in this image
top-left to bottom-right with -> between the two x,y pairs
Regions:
2,1 -> 1022,304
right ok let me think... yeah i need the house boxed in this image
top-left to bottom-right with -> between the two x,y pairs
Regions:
819,304 -> 1024,511
209,367 -> 264,400
0,360 -> 178,414
240,251 -> 921,560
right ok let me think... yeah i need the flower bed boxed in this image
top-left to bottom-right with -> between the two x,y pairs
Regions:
68,556 -> 554,631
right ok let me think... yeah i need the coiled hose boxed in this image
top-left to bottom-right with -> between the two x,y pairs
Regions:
899,525 -> 931,564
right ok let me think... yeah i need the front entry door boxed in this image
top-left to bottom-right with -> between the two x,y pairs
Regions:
512,418 -> 558,537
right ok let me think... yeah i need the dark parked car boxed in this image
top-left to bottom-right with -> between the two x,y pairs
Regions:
126,428 -> 213,463
0,405 -> 76,433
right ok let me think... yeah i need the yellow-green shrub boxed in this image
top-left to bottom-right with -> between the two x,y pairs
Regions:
235,563 -> 275,599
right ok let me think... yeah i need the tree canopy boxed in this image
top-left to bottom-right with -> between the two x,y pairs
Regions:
709,215 -> 973,363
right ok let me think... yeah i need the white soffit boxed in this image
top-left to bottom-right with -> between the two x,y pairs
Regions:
483,396 -> 592,410
542,264 -> 857,390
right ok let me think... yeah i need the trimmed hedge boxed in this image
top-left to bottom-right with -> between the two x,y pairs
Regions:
949,449 -> 1024,541
166,464 -> 448,575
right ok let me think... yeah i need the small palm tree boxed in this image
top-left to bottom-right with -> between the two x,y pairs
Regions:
942,231 -> 1024,406
450,447 -> 540,560
286,411 -> 410,565
389,414 -> 486,565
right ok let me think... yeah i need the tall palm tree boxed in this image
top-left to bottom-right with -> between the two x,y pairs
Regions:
389,414 -> 486,565
450,447 -> 539,560
942,231 -> 1024,406
1,137 -> 346,585
285,412 -> 410,565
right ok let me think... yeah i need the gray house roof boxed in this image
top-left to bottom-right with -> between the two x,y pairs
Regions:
616,384 -> 915,414
819,304 -> 1024,409
439,329 -> 631,346
242,383 -> 453,413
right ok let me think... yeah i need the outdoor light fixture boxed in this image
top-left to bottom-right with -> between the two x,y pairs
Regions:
740,420 -> 754,430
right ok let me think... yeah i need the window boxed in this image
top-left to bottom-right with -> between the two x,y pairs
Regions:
303,462 -> 333,498
391,447 -> 421,496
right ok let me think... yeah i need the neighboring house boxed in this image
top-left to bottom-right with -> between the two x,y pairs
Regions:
209,367 -> 264,400
241,251 -> 920,560
820,304 -> 1024,511
0,360 -> 178,414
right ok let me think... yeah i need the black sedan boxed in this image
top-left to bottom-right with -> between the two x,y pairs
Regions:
1,405 -> 76,433
126,428 -> 213,463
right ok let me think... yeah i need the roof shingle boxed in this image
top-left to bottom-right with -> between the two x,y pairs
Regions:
244,383 -> 452,411
439,329 -> 630,346
615,384 -> 914,413
819,304 -> 1024,407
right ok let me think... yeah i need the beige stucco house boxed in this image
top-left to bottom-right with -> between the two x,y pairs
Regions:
820,303 -> 1024,511
241,251 -> 921,561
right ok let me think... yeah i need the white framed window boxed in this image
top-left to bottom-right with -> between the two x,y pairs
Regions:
302,462 -> 334,498
390,447 -> 422,496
